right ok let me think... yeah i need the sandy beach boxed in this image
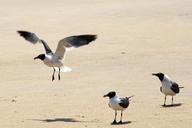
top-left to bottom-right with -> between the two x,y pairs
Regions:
1,0 -> 192,127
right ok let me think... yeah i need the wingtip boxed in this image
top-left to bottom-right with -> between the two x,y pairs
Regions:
88,34 -> 97,40
17,30 -> 25,33
93,34 -> 97,40
17,30 -> 28,36
17,30 -> 39,44
87,34 -> 97,41
17,30 -> 22,34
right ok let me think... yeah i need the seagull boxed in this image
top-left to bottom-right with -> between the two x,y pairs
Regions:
103,91 -> 133,124
152,72 -> 184,106
17,30 -> 97,81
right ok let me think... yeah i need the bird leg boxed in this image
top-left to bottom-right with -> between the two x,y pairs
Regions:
171,96 -> 173,105
58,68 -> 61,80
163,95 -> 166,106
112,111 -> 117,124
118,111 -> 123,124
52,68 -> 55,81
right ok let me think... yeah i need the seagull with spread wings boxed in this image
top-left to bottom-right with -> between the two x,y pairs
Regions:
17,30 -> 97,81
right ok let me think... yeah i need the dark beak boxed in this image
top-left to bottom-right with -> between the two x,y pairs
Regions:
34,56 -> 39,60
152,73 -> 157,76
103,94 -> 108,98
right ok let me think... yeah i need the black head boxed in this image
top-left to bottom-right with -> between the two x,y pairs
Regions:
34,54 -> 45,61
103,91 -> 116,99
152,72 -> 164,81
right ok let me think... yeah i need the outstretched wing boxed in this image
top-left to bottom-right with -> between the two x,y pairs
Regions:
55,34 -> 97,59
17,31 -> 53,54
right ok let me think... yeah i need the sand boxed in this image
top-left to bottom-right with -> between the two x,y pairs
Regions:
0,0 -> 192,127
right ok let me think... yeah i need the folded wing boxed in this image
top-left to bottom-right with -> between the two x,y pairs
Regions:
119,98 -> 129,108
170,81 -> 180,93
55,34 -> 97,59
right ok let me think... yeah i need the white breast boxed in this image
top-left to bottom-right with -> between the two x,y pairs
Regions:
161,75 -> 176,96
108,96 -> 126,111
43,54 -> 63,67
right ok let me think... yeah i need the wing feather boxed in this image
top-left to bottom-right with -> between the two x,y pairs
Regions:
17,31 -> 53,54
170,82 -> 180,93
17,30 -> 39,44
119,98 -> 129,108
55,34 -> 97,59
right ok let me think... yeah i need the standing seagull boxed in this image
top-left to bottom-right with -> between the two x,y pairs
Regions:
17,30 -> 97,81
152,72 -> 183,106
103,91 -> 133,124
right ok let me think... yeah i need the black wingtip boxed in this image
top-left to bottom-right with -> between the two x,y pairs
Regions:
17,30 -> 30,37
17,30 -> 39,44
17,30 -> 28,34
17,30 -> 23,35
93,34 -> 97,40
17,30 -> 22,33
84,34 -> 97,42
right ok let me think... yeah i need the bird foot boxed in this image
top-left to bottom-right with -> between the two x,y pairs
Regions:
118,121 -> 122,124
112,120 -> 117,124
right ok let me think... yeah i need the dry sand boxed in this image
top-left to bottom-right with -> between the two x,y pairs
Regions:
1,0 -> 192,127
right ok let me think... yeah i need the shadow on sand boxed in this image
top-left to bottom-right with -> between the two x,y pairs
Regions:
161,103 -> 183,108
30,118 -> 81,123
111,121 -> 132,125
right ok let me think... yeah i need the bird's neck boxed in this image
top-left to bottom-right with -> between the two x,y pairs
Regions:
164,75 -> 171,81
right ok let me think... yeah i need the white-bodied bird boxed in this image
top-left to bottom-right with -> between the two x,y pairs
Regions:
17,30 -> 97,81
103,91 -> 133,124
152,72 -> 183,106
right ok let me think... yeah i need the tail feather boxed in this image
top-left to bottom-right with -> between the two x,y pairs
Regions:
54,66 -> 72,73
126,95 -> 134,99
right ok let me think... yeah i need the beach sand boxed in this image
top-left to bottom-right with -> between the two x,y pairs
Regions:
0,0 -> 192,127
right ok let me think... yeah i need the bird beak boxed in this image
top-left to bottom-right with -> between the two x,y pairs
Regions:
103,94 -> 108,98
34,56 -> 39,60
152,73 -> 157,76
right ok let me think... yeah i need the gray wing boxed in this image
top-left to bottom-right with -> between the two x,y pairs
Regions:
17,30 -> 53,54
55,34 -> 97,59
119,98 -> 129,108
170,81 -> 180,93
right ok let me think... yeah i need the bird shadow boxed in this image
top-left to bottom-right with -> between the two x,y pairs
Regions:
161,103 -> 183,108
111,121 -> 132,125
30,118 -> 81,123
